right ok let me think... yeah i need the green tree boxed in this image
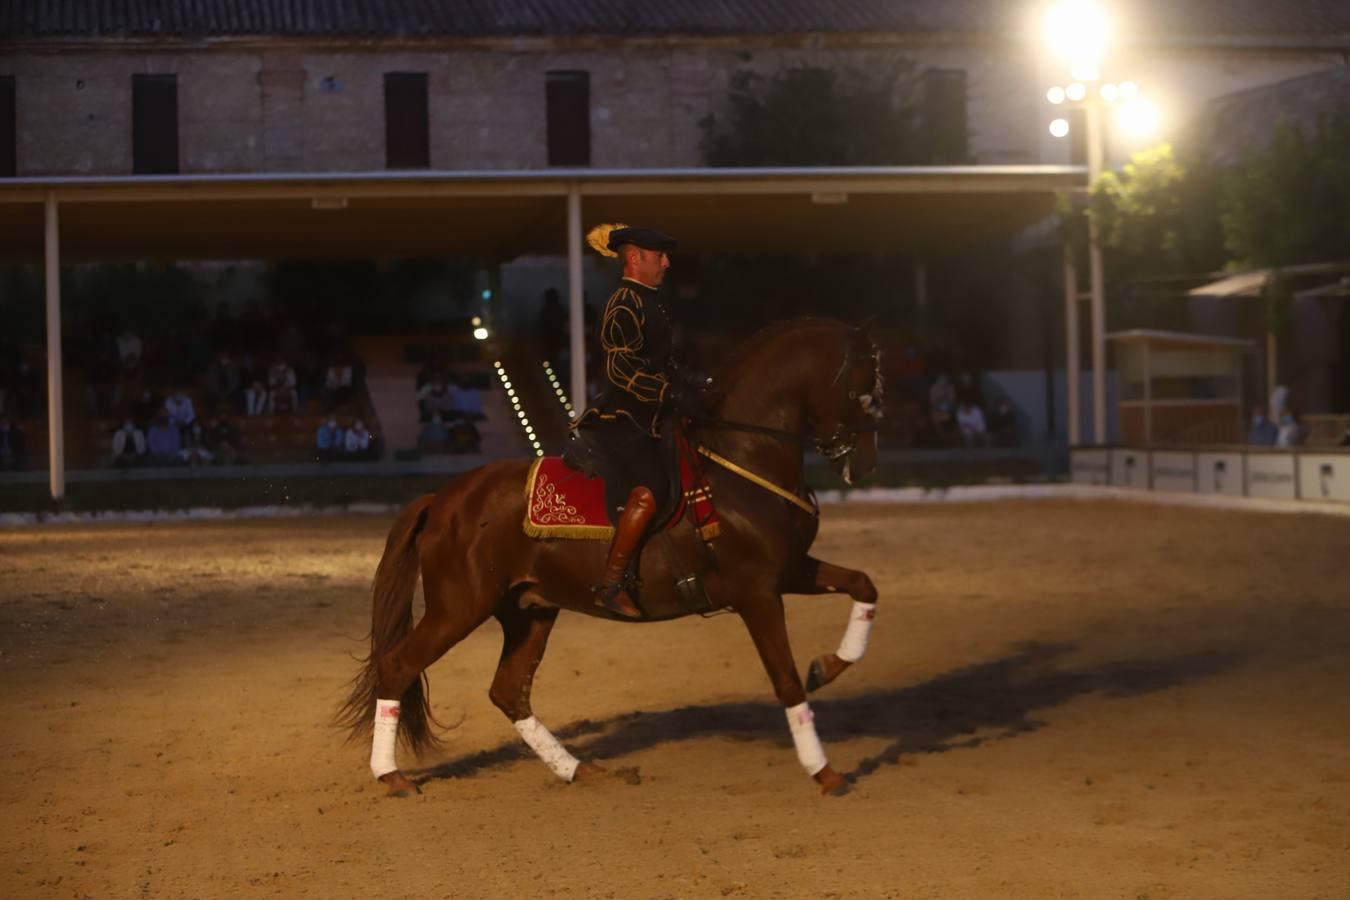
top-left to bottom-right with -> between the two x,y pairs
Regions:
1221,116 -> 1350,268
699,65 -> 922,166
1087,143 -> 1226,281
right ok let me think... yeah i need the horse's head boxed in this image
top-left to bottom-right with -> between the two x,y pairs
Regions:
807,324 -> 883,485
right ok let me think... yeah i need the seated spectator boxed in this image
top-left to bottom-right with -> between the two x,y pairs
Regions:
178,420 -> 214,466
110,419 -> 147,467
1276,411 -> 1304,448
0,415 -> 25,470
418,374 -> 458,423
987,398 -> 1019,447
205,415 -> 243,465
451,375 -> 485,421
343,418 -> 376,460
956,399 -> 991,448
267,360 -> 298,414
1340,427 -> 1350,448
418,412 -> 451,453
116,326 -> 143,372
322,359 -> 354,412
146,410 -> 183,465
244,376 -> 268,416
164,387 -> 196,430
205,350 -> 242,415
1247,406 -> 1278,446
929,373 -> 956,437
315,416 -> 344,462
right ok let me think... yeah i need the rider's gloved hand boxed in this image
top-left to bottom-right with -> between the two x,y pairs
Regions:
669,379 -> 714,421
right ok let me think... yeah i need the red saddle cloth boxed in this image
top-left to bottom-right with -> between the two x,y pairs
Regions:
523,443 -> 719,541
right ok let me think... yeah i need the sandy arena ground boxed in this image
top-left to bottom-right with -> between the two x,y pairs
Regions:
1,500 -> 1348,899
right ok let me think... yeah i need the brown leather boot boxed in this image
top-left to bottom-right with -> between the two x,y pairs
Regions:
594,486 -> 657,619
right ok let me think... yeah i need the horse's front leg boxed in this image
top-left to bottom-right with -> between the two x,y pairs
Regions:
739,595 -> 848,796
781,555 -> 878,693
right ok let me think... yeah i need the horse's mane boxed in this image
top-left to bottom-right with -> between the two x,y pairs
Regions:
714,317 -> 852,386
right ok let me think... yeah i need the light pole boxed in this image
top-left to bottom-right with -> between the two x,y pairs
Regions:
1042,1 -> 1159,447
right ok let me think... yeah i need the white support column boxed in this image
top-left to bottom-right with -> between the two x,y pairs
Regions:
1265,328 -> 1277,407
1086,101 -> 1108,446
1063,241 -> 1081,447
43,192 -> 65,501
1142,338 -> 1153,445
566,184 -> 585,412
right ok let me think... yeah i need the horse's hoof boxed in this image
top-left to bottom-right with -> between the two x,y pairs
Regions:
806,654 -> 851,693
379,771 -> 421,797
814,765 -> 849,797
572,761 -> 607,783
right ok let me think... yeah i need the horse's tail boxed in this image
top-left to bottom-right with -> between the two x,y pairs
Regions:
334,493 -> 441,753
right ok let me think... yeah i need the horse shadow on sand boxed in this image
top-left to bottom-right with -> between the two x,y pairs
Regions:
412,641 -> 1245,788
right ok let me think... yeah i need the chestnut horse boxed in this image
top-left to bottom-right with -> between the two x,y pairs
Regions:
337,318 -> 883,795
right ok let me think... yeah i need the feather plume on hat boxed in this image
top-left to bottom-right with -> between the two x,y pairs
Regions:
586,222 -> 628,258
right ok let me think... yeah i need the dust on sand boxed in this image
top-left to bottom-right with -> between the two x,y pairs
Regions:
1,501 -> 1348,899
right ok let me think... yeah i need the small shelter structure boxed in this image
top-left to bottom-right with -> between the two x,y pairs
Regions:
1109,330 -> 1253,445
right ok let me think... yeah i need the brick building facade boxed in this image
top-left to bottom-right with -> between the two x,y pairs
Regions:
2,2 -> 1348,177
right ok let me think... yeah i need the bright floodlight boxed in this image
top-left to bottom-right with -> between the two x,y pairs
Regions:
1117,97 -> 1160,138
1066,82 -> 1087,102
1046,86 -> 1066,105
1100,83 -> 1119,103
471,316 -> 482,327
1119,81 -> 1138,99
1049,118 -> 1071,138
1043,1 -> 1109,70
473,326 -> 489,340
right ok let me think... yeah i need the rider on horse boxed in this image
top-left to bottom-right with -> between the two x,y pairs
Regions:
577,223 -> 712,619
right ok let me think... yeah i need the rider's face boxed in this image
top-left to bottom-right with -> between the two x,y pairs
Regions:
628,247 -> 670,287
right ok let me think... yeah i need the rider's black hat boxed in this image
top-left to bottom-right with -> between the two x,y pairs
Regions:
607,226 -> 677,253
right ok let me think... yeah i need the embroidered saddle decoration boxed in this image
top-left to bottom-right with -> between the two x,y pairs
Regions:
523,443 -> 720,541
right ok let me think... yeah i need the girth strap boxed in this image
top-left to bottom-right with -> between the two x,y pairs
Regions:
696,446 -> 816,516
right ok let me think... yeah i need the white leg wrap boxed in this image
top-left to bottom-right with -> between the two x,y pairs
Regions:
514,716 -> 581,782
835,601 -> 877,663
370,699 -> 400,780
785,702 -> 828,776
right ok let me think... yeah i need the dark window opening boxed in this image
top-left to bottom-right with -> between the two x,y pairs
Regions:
546,71 -> 590,166
132,74 -> 179,175
384,73 -> 430,169
0,76 -> 15,177
920,68 -> 968,164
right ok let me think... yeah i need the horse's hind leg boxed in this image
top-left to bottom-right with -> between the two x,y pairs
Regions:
781,555 -> 878,693
372,576 -> 495,796
488,605 -> 601,783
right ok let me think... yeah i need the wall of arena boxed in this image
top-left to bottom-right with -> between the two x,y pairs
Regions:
1072,446 -> 1350,506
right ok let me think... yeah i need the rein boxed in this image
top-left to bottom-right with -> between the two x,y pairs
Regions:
696,446 -> 817,515
692,414 -> 878,461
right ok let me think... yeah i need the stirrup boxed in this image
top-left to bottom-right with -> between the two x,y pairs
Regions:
593,573 -> 643,618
